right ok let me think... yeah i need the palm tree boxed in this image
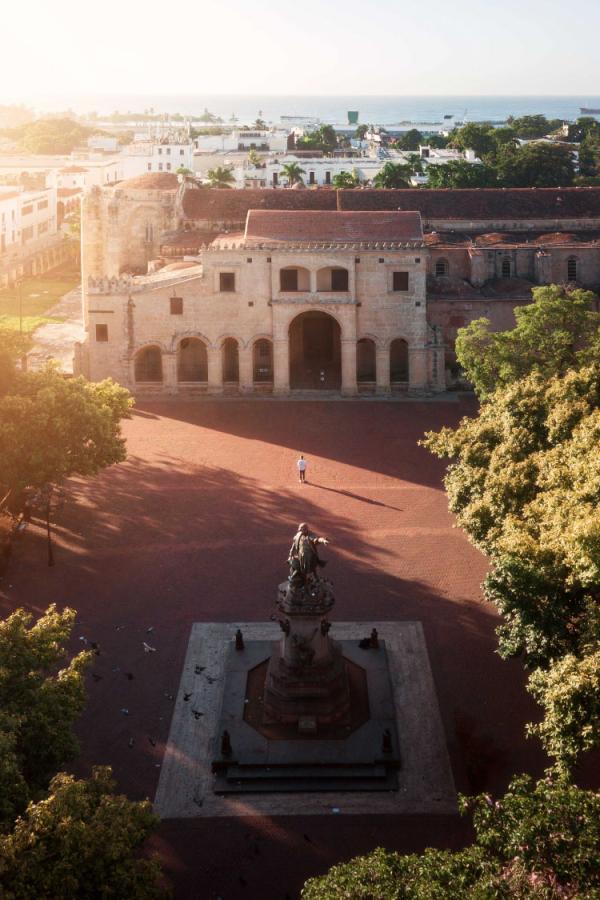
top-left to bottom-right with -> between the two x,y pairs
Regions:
281,162 -> 306,187
206,165 -> 236,189
332,169 -> 361,189
372,162 -> 413,189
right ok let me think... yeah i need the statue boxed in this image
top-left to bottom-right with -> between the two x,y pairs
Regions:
288,523 -> 329,590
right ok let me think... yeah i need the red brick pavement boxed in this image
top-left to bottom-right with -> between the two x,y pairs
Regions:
0,399 -> 549,899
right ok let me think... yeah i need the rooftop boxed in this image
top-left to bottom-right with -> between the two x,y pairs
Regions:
244,210 -> 424,245
116,172 -> 180,191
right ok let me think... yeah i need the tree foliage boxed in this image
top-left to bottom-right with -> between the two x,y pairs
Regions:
303,776 -> 600,899
281,162 -> 306,186
373,162 -> 412,188
331,169 -> 361,189
205,164 -> 235,188
495,142 -> 575,188
0,606 -> 91,828
427,160 -> 495,188
454,286 -> 600,398
0,334 -> 132,496
0,767 -> 167,899
297,124 -> 338,153
1,118 -> 104,154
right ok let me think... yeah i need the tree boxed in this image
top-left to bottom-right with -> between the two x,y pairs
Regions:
507,114 -> 563,139
495,142 -> 575,187
247,149 -> 261,167
175,166 -> 193,176
373,161 -> 412,188
0,767 -> 167,899
0,326 -> 30,395
331,169 -> 361,189
297,124 -> 338,153
450,122 -> 497,158
354,124 -> 368,140
206,165 -> 235,188
427,160 -> 495,188
303,776 -> 600,898
0,366 -> 132,496
392,128 -> 423,151
253,117 -> 266,130
280,162 -> 305,186
0,606 -> 91,828
454,285 -> 600,398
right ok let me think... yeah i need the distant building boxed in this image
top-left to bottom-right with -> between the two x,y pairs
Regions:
77,180 -> 600,394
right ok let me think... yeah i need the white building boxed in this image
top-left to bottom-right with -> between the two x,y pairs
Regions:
195,130 -> 289,154
0,184 -> 73,285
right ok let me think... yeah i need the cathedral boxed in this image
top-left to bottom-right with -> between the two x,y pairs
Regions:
77,174 -> 600,395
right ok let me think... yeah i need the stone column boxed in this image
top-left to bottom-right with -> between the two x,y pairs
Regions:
239,344 -> 254,393
376,346 -> 390,394
409,346 -> 427,393
207,345 -> 222,393
341,339 -> 357,396
162,352 -> 177,395
273,338 -> 290,394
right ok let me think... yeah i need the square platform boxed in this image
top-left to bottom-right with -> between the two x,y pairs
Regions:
153,622 -> 456,818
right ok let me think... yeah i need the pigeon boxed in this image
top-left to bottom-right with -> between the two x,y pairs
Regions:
205,675 -> 217,684
164,692 -> 174,701
91,673 -> 103,682
148,736 -> 156,747
183,692 -> 192,702
120,708 -> 129,715
143,642 -> 156,653
128,737 -> 135,748
146,626 -> 154,633
79,636 -> 88,643
303,834 -> 312,844
194,665 -> 205,675
192,709 -> 204,720
124,672 -> 134,681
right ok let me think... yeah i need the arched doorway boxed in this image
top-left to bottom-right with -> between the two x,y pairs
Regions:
253,339 -> 273,383
289,311 -> 341,390
390,339 -> 409,384
222,338 -> 239,383
357,338 -> 376,383
177,338 -> 207,382
135,346 -> 163,383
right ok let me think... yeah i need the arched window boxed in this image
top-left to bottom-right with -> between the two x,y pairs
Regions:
177,338 -> 208,382
316,266 -> 349,291
253,339 -> 273,382
134,346 -> 162,382
501,258 -> 511,278
435,258 -> 449,277
390,339 -> 409,383
357,338 -> 376,382
222,338 -> 239,383
567,257 -> 578,282
280,266 -> 310,292
144,223 -> 154,243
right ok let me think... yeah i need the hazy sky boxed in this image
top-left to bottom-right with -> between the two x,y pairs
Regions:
3,0 -> 599,99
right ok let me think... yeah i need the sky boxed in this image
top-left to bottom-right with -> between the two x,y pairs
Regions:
3,0 -> 600,100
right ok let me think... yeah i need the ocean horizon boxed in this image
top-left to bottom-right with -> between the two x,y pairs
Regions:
21,93 -> 600,126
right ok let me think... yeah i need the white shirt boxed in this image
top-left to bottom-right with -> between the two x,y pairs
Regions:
297,458 -> 307,471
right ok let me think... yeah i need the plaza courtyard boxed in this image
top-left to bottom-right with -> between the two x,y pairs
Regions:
0,398 -> 548,899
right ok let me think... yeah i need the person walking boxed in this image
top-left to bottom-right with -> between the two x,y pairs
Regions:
297,454 -> 307,484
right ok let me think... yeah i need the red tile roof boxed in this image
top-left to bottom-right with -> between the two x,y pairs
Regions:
244,210 -> 423,244
117,173 -> 179,191
339,188 -> 600,219
182,187 -> 335,221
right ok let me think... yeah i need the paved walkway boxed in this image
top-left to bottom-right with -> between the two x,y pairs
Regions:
28,286 -> 84,373
0,399 -> 547,899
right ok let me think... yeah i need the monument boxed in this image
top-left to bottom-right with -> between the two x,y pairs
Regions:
211,524 -> 401,792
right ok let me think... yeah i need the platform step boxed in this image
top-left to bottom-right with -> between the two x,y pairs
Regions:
225,764 -> 388,782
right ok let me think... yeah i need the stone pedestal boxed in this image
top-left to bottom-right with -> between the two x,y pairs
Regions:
263,580 -> 350,728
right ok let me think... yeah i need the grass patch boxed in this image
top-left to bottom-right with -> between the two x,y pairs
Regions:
0,263 -> 80,328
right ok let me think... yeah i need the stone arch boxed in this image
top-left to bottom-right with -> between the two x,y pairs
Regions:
252,337 -> 273,382
390,338 -> 409,383
177,337 -> 208,382
222,337 -> 239,383
289,310 -> 341,390
134,344 -> 163,383
279,265 -> 310,292
169,330 -> 212,352
316,265 -> 349,291
357,337 -> 376,383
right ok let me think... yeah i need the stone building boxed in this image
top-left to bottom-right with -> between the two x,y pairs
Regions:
77,176 -> 600,395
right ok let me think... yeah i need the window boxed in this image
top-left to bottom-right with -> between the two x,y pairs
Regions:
158,163 -> 163,171
21,204 -> 33,216
331,268 -> 349,291
147,163 -> 152,171
158,148 -> 162,155
95,324 -> 108,342
325,171 -> 331,185
309,171 -> 315,184
393,271 -> 409,292
272,172 -> 278,187
567,257 -> 578,281
145,223 -> 153,243
435,258 -> 448,277
170,296 -> 183,315
37,200 -> 48,210
280,268 -> 298,291
219,272 -> 235,292
135,346 -> 162,382
166,147 -> 171,155
166,163 -> 171,171
180,149 -> 185,156
501,258 -> 511,278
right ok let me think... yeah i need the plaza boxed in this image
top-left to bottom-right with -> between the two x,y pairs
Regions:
0,397 -> 548,898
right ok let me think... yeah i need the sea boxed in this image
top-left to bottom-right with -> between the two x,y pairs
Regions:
25,94 -> 600,126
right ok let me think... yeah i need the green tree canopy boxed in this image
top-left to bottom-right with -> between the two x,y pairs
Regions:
507,114 -> 563,139
0,767 -> 166,899
1,118 -> 105,155
205,165 -> 235,188
427,159 -> 495,188
450,122 -> 497,158
0,606 -> 91,827
331,169 -> 361,189
495,142 -> 575,187
392,128 -> 423,151
454,285 -> 600,398
373,161 -> 412,188
303,776 -> 600,899
280,162 -> 305,186
297,124 -> 338,153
